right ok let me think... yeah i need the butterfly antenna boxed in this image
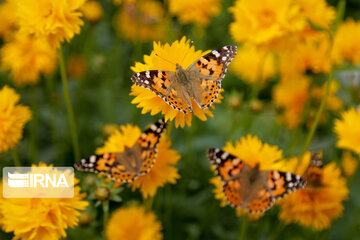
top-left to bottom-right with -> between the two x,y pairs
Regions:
179,39 -> 194,66
154,53 -> 176,66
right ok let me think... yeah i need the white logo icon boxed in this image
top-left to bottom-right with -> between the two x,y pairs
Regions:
7,173 -> 30,188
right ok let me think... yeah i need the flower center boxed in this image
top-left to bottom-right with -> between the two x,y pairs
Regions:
259,9 -> 276,28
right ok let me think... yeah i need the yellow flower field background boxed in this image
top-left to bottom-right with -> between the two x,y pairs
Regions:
0,0 -> 360,239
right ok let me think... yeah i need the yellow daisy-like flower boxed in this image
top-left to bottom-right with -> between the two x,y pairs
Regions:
106,205 -> 162,240
334,105 -> 360,155
273,75 -> 310,130
279,153 -> 349,231
1,33 -> 57,85
80,1 -> 103,23
332,19 -> 360,65
0,163 -> 89,240
229,0 -> 306,45
0,1 -> 17,40
115,0 -> 167,42
209,175 -> 228,207
277,33 -> 331,78
210,134 -> 289,219
96,123 -> 180,198
130,37 -> 223,128
297,0 -> 336,28
230,44 -> 276,86
169,0 -> 222,26
14,0 -> 86,47
223,134 -> 286,171
341,151 -> 358,177
0,85 -> 32,153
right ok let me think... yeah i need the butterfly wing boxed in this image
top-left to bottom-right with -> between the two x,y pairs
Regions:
265,170 -> 306,200
188,46 -> 237,109
74,153 -> 139,182
244,187 -> 274,213
208,148 -> 246,207
303,152 -> 323,188
75,119 -> 167,182
131,70 -> 192,113
137,118 -> 167,175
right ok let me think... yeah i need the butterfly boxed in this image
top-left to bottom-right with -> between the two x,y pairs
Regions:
74,119 -> 167,183
302,152 -> 323,189
131,45 -> 237,113
207,148 -> 306,213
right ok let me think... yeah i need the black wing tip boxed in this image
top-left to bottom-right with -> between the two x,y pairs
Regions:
207,148 -> 222,164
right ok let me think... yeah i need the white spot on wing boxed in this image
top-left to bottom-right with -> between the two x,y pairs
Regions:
213,50 -> 220,58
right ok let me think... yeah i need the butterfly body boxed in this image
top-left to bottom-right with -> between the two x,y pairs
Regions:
131,46 -> 237,113
75,119 -> 167,182
208,148 -> 306,213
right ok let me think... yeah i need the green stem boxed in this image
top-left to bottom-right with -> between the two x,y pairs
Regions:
29,87 -> 38,163
144,196 -> 154,210
332,0 -> 347,32
166,120 -> 173,139
102,200 -> 109,235
301,69 -> 333,155
11,148 -> 21,167
301,0 -> 346,155
59,46 -> 80,162
237,217 -> 248,240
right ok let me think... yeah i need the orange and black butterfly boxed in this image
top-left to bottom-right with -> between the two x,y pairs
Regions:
131,46 -> 237,113
207,148 -> 306,213
75,119 -> 167,182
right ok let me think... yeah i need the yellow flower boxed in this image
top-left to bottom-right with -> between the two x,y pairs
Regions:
0,85 -> 32,153
0,1 -> 17,40
115,0 -> 168,42
96,123 -> 180,198
106,205 -> 162,240
297,0 -> 336,28
273,75 -> 310,130
0,163 -> 89,240
210,134 -> 289,219
334,105 -> 360,155
66,54 -> 87,79
14,0 -> 86,47
1,33 -> 57,85
209,175 -> 228,207
311,80 -> 343,112
229,0 -> 306,45
341,151 -> 358,177
230,44 -> 276,86
130,37 -> 223,128
169,0 -> 222,26
277,33 -> 331,78
279,153 -> 349,231
223,134 -> 286,171
332,19 -> 360,65
80,1 -> 103,23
